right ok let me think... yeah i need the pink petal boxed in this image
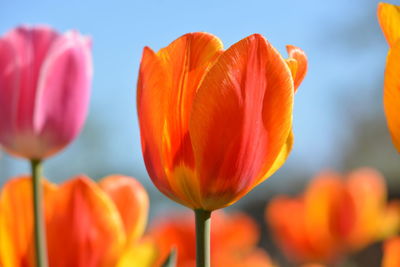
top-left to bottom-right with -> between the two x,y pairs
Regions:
0,37 -> 19,142
4,26 -> 58,132
34,30 -> 92,152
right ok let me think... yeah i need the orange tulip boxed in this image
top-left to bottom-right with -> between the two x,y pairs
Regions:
0,177 -> 56,267
137,32 -> 307,211
0,175 -> 155,267
148,211 -> 275,267
378,2 -> 400,152
266,168 -> 398,264
382,237 -> 400,267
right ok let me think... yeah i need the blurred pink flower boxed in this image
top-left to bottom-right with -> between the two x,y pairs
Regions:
0,25 -> 92,159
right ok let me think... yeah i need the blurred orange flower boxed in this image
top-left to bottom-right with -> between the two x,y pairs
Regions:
382,236 -> 400,267
0,175 -> 156,267
137,32 -> 307,211
377,2 -> 400,151
148,211 -> 275,267
266,168 -> 399,265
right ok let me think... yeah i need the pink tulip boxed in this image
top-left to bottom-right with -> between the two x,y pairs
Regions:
0,25 -> 92,159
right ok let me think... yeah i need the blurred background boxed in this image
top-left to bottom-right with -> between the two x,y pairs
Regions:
1,0 -> 398,266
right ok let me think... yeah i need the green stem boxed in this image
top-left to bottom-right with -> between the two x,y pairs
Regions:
30,159 -> 48,267
195,209 -> 211,267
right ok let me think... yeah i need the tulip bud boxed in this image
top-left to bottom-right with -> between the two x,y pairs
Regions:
0,26 -> 92,159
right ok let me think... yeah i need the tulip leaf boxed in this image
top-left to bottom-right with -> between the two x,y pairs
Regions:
161,248 -> 177,267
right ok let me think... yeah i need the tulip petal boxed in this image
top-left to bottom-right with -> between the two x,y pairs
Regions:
212,212 -> 259,251
345,168 -> 386,249
137,47 -> 174,199
285,58 -> 298,82
190,34 -> 293,210
304,173 -> 355,258
382,237 -> 400,267
379,201 -> 400,239
33,30 -> 92,157
99,175 -> 149,245
286,45 -> 307,91
137,33 -> 223,207
378,2 -> 400,47
0,37 -> 19,144
149,214 -> 195,266
46,176 -> 125,267
0,176 -> 56,267
115,239 -> 158,267
214,248 -> 274,267
150,211 -> 264,266
1,26 -> 58,132
257,130 -> 294,186
383,39 -> 400,152
0,26 -> 60,158
267,197 -> 314,262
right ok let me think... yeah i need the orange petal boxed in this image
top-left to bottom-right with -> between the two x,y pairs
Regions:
213,248 -> 274,267
149,211 -> 265,267
345,168 -> 386,249
212,212 -> 260,252
99,175 -> 149,245
46,176 -> 126,267
286,45 -> 308,91
285,58 -> 298,82
137,47 -> 174,199
303,172 -> 353,260
190,34 -> 293,210
137,33 -> 223,207
382,237 -> 400,267
258,130 -> 294,185
379,201 -> 400,239
378,2 -> 400,47
0,176 -> 56,267
266,196 -> 314,262
383,39 -> 400,152
149,213 -> 195,267
115,238 -> 158,267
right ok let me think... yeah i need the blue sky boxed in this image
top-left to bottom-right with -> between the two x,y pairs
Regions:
0,0 -> 395,209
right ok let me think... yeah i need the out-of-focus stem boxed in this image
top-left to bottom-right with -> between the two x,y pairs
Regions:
30,159 -> 48,267
195,209 -> 211,267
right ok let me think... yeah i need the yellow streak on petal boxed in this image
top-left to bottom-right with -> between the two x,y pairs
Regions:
285,58 -> 298,83
166,165 -> 202,209
256,130 -> 294,186
116,239 -> 158,267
